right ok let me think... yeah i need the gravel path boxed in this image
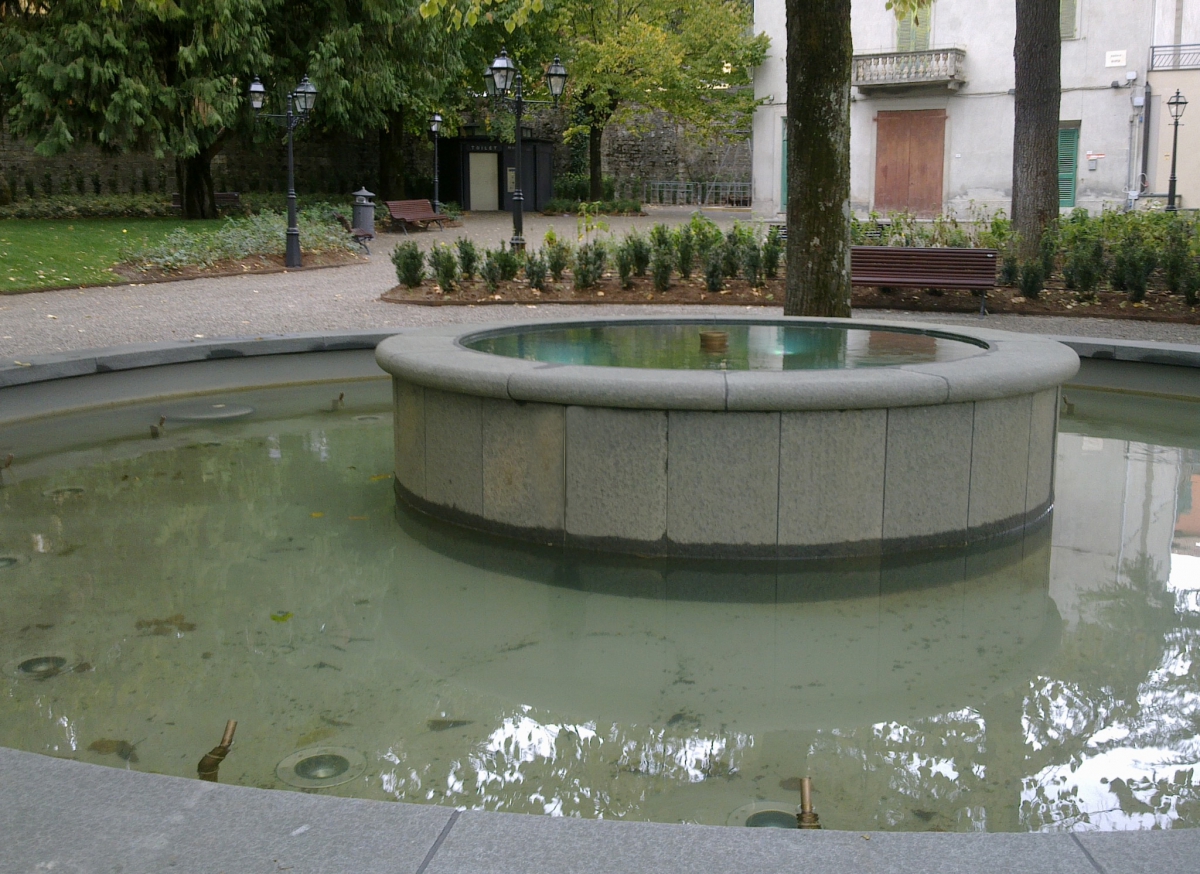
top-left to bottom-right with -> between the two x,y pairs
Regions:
3,205 -> 1200,360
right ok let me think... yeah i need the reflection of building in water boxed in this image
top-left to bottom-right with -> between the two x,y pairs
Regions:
1051,434 -> 1183,626
1170,452 -> 1200,557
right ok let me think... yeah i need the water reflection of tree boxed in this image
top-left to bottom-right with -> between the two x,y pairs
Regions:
1019,552 -> 1200,830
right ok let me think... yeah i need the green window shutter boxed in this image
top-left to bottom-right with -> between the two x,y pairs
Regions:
1060,0 -> 1076,39
781,121 -> 788,210
897,13 -> 930,51
1058,127 -> 1079,208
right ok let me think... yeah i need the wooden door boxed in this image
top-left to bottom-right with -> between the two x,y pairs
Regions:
874,109 -> 946,216
468,152 -> 499,211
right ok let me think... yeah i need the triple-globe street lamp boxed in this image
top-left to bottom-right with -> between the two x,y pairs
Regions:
486,51 -> 568,251
248,75 -> 319,267
1167,89 -> 1189,212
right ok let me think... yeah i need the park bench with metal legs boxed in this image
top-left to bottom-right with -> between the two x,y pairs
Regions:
333,212 -> 374,254
384,199 -> 450,234
850,246 -> 998,315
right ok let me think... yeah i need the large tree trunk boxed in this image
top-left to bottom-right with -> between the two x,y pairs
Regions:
378,108 -> 407,201
784,0 -> 853,317
175,154 -> 217,219
585,93 -> 616,201
588,123 -> 604,201
1012,0 -> 1061,260
174,132 -> 228,219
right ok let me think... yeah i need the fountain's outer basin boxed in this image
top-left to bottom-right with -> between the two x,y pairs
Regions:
375,316 -> 1080,558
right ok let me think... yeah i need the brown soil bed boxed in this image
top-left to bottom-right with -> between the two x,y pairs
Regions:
381,274 -> 1200,323
114,250 -> 365,284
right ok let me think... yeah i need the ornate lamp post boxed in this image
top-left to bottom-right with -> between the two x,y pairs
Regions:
249,75 -> 318,267
486,51 -> 568,251
1168,89 -> 1188,212
430,113 -> 443,212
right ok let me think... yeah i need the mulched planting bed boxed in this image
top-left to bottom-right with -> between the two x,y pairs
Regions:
115,250 -> 365,283
381,274 -> 782,306
381,274 -> 1200,323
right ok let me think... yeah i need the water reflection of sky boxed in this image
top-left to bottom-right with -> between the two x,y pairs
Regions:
466,324 -> 987,370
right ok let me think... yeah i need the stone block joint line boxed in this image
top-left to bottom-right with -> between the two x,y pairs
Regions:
1070,833 -> 1109,874
415,808 -> 460,874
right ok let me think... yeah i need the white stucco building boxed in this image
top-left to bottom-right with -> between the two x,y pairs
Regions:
753,0 -> 1200,218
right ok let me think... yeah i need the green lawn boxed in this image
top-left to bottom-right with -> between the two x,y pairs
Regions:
0,218 -> 220,292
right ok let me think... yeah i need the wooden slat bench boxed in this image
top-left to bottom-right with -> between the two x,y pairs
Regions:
333,212 -> 374,254
851,246 -> 998,315
384,199 -> 450,234
170,192 -> 242,213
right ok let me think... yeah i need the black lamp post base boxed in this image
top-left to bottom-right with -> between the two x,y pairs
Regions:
285,231 -> 302,268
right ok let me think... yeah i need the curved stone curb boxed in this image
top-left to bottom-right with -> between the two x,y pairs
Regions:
3,746 -> 1197,874
3,328 -> 1197,394
0,329 -> 399,389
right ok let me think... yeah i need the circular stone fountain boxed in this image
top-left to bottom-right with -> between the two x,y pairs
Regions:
376,317 -> 1079,559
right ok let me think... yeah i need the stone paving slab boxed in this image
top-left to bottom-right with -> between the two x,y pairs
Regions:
357,806 -> 1104,874
1075,829 -> 1200,873
0,747 -> 452,874
8,745 -> 1190,874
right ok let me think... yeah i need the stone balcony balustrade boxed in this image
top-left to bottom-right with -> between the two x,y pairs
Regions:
852,48 -> 967,93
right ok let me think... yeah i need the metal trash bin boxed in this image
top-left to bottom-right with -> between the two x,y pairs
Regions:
352,188 -> 375,236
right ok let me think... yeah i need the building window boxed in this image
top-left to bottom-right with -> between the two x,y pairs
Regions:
1058,127 -> 1079,207
897,12 -> 931,52
1060,0 -> 1077,40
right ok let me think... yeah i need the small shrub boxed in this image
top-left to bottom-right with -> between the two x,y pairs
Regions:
1163,215 -> 1198,299
690,212 -> 724,261
675,225 -> 695,279
762,226 -> 783,279
439,201 -> 463,220
1039,223 -> 1059,278
721,229 -> 744,278
544,230 -> 572,281
525,250 -> 549,291
1061,222 -> 1104,293
627,231 -> 651,276
616,241 -> 635,289
455,238 -> 479,280
1018,260 -> 1044,299
392,241 -> 425,288
651,243 -> 673,291
999,252 -> 1019,287
428,244 -> 459,292
705,249 -> 724,293
649,223 -> 672,250
573,242 -> 606,290
1112,226 -> 1155,301
493,245 -> 521,281
743,242 -> 763,288
482,249 -> 503,292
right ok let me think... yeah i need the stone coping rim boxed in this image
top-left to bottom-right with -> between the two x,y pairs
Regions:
376,315 -> 1081,411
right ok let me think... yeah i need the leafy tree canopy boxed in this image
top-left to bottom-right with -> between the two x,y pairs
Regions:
1,0 -> 270,160
420,0 -> 768,198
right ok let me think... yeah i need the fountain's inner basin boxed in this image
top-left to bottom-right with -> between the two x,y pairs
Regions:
2,379 -> 1199,832
464,323 -> 988,370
